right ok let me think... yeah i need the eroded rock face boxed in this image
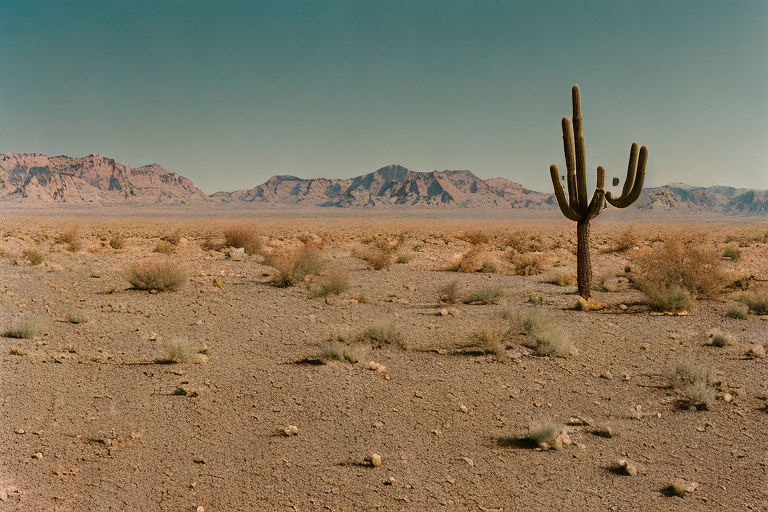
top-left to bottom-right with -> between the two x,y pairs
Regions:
0,153 -> 208,205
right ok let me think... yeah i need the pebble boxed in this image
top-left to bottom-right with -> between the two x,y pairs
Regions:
459,404 -> 469,414
32,452 -> 43,459
746,344 -> 765,359
617,458 -> 638,476
369,453 -> 382,467
282,425 -> 299,436
197,507 -> 205,512
670,479 -> 699,497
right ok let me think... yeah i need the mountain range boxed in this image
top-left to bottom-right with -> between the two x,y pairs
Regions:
1,152 -> 766,216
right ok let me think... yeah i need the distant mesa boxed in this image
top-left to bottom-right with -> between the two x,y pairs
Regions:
1,152 -> 766,215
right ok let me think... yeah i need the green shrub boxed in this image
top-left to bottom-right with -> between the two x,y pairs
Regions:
725,305 -> 748,319
737,293 -> 768,315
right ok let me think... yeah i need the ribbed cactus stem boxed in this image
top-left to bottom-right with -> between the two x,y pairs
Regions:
548,85 -> 648,299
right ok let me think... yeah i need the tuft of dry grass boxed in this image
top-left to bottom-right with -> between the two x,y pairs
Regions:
504,231 -> 543,253
672,359 -> 717,410
352,243 -> 395,270
109,235 -> 125,250
642,284 -> 692,312
463,329 -> 505,355
459,230 -> 489,246
395,251 -> 412,264
161,229 -> 182,246
706,329 -> 732,347
4,315 -> 46,339
437,279 -> 461,304
602,227 -> 637,254
154,240 -> 176,254
725,305 -> 748,319
271,245 -> 325,287
449,248 -> 498,273
156,337 -> 204,364
527,421 -> 563,446
721,245 -> 741,261
21,249 -> 43,265
318,336 -> 369,364
310,271 -> 350,298
356,323 -> 404,349
126,260 -> 186,291
463,286 -> 502,305
223,225 -> 261,254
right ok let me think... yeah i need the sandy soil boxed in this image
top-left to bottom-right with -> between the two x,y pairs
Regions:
1,214 -> 766,511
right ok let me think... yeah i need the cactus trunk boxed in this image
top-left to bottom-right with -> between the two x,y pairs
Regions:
576,220 -> 592,298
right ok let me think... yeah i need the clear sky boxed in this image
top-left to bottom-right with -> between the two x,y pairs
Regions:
1,0 -> 766,193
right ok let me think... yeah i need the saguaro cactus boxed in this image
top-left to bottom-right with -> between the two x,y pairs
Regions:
549,84 -> 647,299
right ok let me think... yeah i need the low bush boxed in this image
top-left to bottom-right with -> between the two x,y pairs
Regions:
126,260 -> 186,291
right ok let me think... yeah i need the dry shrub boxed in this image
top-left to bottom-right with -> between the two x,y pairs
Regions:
4,315 -> 46,339
725,305 -> 748,319
643,284 -> 692,312
223,225 -> 261,254
271,245 -> 324,287
504,231 -> 544,253
310,271 -> 349,298
66,308 -> 88,324
352,243 -> 394,270
154,240 -> 176,254
544,271 -> 574,287
461,329 -> 505,355
633,234 -> 725,299
459,230 -> 489,246
503,307 -> 574,356
450,248 -> 499,273
737,293 -> 768,315
109,235 -> 125,250
56,227 -> 81,252
126,260 -> 186,291
721,245 -> 741,261
511,253 -> 544,276
437,279 -> 460,304
356,323 -> 404,348
395,251 -> 412,264
705,329 -> 732,347
161,229 -> 182,245
318,336 -> 369,363
21,249 -> 43,265
527,421 -> 563,446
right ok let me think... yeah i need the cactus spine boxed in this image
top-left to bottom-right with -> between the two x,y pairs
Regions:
549,84 -> 648,298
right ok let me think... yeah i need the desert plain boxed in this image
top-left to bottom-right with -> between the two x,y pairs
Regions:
0,210 -> 766,512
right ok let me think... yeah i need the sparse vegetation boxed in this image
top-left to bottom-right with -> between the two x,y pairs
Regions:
310,271 -> 349,298
437,279 -> 460,304
725,305 -> 748,319
633,234 -> 725,299
356,323 -> 404,349
352,240 -> 395,270
21,249 -> 43,265
4,315 -> 46,339
449,248 -> 498,273
126,260 -> 186,291
527,421 -> 563,446
66,308 -> 88,324
463,329 -> 504,355
672,359 -> 717,410
544,271 -> 574,287
271,245 -> 325,287
737,293 -> 768,315
154,240 -> 176,254
511,253 -> 543,276
722,245 -> 741,261
56,227 -> 81,252
156,337 -> 203,364
706,329 -> 732,347
504,231 -> 543,253
642,284 -> 692,312
161,229 -> 182,246
223,225 -> 261,254
109,235 -> 125,250
463,285 -> 502,305
395,251 -> 412,264
318,336 -> 369,363
459,230 -> 489,246
602,227 -> 637,254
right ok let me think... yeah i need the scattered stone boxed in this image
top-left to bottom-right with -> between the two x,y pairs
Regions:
599,370 -> 613,380
552,429 -> 572,450
282,425 -> 299,436
460,456 -> 474,467
446,307 -> 462,317
745,344 -> 765,359
349,298 -> 359,304
619,303 -> 628,311
368,361 -> 387,373
617,458 -> 638,476
565,417 -> 590,426
197,507 -> 205,512
212,277 -> 224,288
575,296 -> 603,311
225,247 -> 246,261
670,478 -> 699,497
593,425 -> 617,438
723,393 -> 732,403
32,452 -> 43,459
14,428 -> 25,435
192,457 -> 207,464
369,453 -> 382,467
459,404 -> 469,414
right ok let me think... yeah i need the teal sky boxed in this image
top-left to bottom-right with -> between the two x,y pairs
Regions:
1,0 -> 766,193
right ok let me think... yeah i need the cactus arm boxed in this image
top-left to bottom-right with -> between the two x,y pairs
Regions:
550,164 -> 582,221
585,166 -> 606,220
571,85 -> 588,212
606,142 -> 638,207
607,145 -> 647,208
561,117 -> 579,209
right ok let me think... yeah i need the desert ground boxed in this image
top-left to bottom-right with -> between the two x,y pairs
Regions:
0,211 -> 766,511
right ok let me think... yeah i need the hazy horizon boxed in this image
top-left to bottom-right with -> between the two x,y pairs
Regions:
1,0 -> 766,194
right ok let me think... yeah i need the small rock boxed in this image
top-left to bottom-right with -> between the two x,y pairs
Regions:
369,453 -> 382,467
349,298 -> 359,304
599,370 -> 613,380
32,452 -> 43,459
617,458 -> 638,476
197,507 -> 205,512
619,303 -> 628,311
438,308 -> 449,316
459,404 -> 469,414
368,361 -> 387,373
282,425 -> 299,436
723,393 -> 732,403
192,457 -> 207,464
670,478 -> 699,497
460,456 -> 474,467
575,296 -> 603,311
446,307 -> 462,317
14,428 -> 25,434
746,344 -> 765,359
